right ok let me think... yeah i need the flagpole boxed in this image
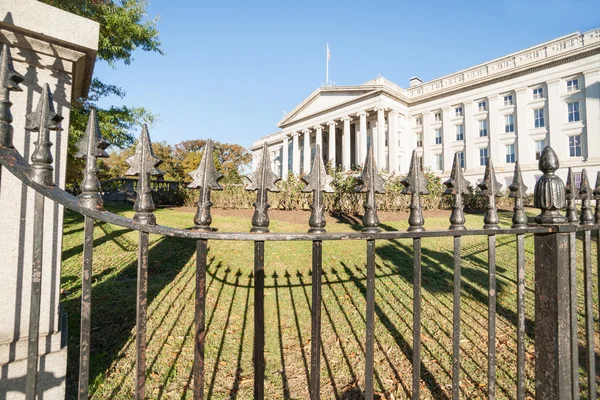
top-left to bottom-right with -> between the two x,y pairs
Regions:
326,43 -> 329,86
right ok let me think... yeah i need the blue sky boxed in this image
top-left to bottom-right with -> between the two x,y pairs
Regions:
95,0 -> 600,150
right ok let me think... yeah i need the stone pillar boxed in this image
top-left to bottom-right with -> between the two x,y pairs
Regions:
547,79 -> 561,149
327,121 -> 336,169
0,1 -> 99,398
354,123 -> 361,166
515,88 -> 531,166
303,128 -> 311,173
584,69 -> 600,161
292,132 -> 300,175
442,107 -> 453,171
358,111 -> 368,164
464,102 -> 474,170
375,107 -> 387,169
314,125 -> 323,160
488,96 -> 500,167
282,135 -> 289,180
342,116 -> 351,170
388,110 -> 398,173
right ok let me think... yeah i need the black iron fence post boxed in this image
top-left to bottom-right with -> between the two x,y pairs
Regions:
533,147 -> 573,399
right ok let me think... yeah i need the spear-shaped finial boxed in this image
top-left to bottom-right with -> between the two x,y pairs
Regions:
246,142 -> 280,233
0,44 -> 24,148
301,145 -> 334,233
25,83 -> 63,186
444,153 -> 471,230
356,145 -> 385,233
508,161 -> 528,228
401,150 -> 429,232
579,169 -> 594,225
565,167 -> 579,223
125,125 -> 162,225
188,139 -> 223,231
74,109 -> 109,210
533,147 -> 566,224
478,159 -> 502,229
593,171 -> 600,223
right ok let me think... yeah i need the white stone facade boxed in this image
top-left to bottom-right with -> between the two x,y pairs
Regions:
252,29 -> 600,191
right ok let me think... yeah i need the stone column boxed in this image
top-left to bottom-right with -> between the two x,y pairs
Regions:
464,102 -> 474,170
327,121 -> 336,169
358,111 -> 368,164
0,1 -> 99,398
342,116 -> 351,170
388,110 -> 398,173
442,106 -> 453,171
354,123 -> 361,166
314,125 -> 323,159
303,128 -> 311,173
515,88 -> 531,166
488,96 -> 500,166
547,79 -> 561,150
421,111 -> 431,170
292,132 -> 300,175
584,69 -> 600,161
375,107 -> 387,169
281,135 -> 289,180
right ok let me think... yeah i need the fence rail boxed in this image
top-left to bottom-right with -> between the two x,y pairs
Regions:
0,45 -> 598,399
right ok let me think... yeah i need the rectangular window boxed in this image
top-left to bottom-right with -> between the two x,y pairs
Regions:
434,112 -> 442,122
568,101 -> 580,122
455,106 -> 463,117
505,114 -> 514,133
567,78 -> 579,92
535,139 -> 545,160
417,156 -> 423,170
574,172 -> 582,189
434,128 -> 442,144
569,135 -> 582,157
458,151 -> 465,169
455,124 -> 464,141
479,119 -> 488,137
435,153 -> 443,171
416,132 -> 423,148
415,116 -> 422,126
479,147 -> 489,166
506,144 -> 515,163
478,101 -> 487,112
504,94 -> 514,106
534,108 -> 545,128
533,87 -> 543,99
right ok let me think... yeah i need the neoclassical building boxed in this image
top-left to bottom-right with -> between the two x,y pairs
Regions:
251,28 -> 600,190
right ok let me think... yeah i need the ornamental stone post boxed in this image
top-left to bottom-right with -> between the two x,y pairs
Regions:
0,1 -> 99,398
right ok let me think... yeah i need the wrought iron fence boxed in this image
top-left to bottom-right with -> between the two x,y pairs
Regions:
0,45 -> 598,399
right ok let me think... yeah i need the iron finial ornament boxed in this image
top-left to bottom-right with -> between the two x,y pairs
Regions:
125,125 -> 162,226
508,161 -> 528,228
594,171 -> 600,223
565,167 -> 579,223
401,150 -> 429,232
356,145 -> 385,233
25,83 -> 63,186
188,139 -> 223,231
74,108 -> 109,210
579,169 -> 594,225
0,44 -> 24,148
246,142 -> 280,233
533,146 -> 566,224
301,145 -> 334,233
444,152 -> 471,230
478,159 -> 502,229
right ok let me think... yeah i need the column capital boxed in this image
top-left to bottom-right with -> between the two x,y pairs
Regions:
373,106 -> 387,113
313,124 -> 323,131
302,128 -> 311,134
291,131 -> 300,138
327,120 -> 337,126
388,109 -> 398,115
340,115 -> 352,122
356,110 -> 369,118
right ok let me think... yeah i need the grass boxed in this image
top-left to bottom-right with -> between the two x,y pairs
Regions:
59,205 -> 600,399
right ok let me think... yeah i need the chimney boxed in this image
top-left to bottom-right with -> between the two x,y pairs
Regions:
409,77 -> 423,87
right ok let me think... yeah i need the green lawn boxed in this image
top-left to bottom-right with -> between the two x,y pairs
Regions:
60,205 -> 599,399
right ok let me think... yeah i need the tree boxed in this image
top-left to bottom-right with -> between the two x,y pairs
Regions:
40,0 -> 163,185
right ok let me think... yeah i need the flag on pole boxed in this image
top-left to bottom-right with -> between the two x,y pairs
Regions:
327,44 -> 330,61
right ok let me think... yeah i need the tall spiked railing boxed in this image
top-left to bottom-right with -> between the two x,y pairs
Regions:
565,167 -> 579,223
0,44 -> 24,148
245,142 -> 280,398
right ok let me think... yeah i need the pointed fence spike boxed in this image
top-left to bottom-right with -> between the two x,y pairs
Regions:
188,139 -> 223,231
301,145 -> 333,233
594,171 -> 600,223
533,146 -> 566,224
0,44 -> 24,148
75,109 -> 109,210
444,152 -> 470,230
401,150 -> 429,232
356,145 -> 385,233
508,161 -> 528,228
246,142 -> 280,233
25,83 -> 63,186
579,169 -> 594,225
125,124 -> 162,225
478,159 -> 502,229
565,167 -> 579,223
